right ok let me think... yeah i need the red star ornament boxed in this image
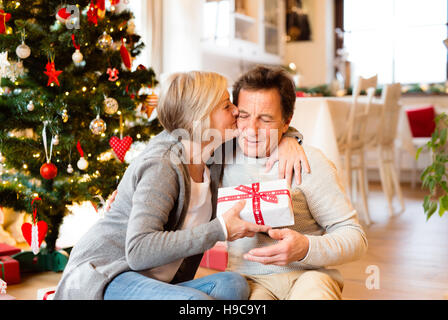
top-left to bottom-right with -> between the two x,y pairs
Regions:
44,61 -> 63,86
0,10 -> 11,34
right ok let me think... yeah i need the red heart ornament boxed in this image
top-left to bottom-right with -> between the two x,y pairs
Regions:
21,221 -> 48,249
109,136 -> 133,163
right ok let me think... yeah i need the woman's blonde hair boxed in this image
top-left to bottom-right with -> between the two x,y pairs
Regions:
157,71 -> 228,137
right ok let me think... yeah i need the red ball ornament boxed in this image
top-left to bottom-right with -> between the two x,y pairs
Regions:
40,163 -> 58,180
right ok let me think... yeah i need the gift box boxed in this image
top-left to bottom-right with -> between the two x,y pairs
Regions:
217,179 -> 294,228
200,242 -> 228,271
0,256 -> 21,285
36,287 -> 57,300
0,243 -> 21,257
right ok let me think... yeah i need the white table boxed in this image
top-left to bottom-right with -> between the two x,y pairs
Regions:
290,97 -> 415,175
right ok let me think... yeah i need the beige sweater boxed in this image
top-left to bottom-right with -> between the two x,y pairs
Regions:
222,144 -> 368,275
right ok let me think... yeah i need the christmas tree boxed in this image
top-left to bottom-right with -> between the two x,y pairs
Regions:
0,0 -> 162,271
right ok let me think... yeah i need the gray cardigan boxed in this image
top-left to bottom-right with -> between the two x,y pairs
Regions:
54,131 -> 226,300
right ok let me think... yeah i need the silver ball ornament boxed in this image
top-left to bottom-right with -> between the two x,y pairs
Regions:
90,115 -> 107,135
67,164 -> 74,174
27,101 -> 35,111
16,43 -> 31,59
72,49 -> 84,64
77,157 -> 88,170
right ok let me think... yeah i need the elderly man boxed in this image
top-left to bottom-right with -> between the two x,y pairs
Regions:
216,66 -> 368,300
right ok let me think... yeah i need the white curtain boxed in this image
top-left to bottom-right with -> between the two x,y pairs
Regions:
129,0 -> 163,76
147,0 -> 163,76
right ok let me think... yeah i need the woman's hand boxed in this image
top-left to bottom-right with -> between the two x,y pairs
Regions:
105,190 -> 118,212
266,137 -> 311,186
221,200 -> 271,241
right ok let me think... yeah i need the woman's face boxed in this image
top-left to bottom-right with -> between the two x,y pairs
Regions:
209,90 -> 239,143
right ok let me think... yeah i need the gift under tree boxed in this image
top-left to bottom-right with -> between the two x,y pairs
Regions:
0,0 -> 162,271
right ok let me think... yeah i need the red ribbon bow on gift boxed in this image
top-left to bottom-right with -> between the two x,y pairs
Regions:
217,183 -> 291,225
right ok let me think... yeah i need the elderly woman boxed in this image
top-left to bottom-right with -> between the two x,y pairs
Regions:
54,71 -> 308,300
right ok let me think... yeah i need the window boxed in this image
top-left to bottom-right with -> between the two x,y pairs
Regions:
343,0 -> 447,85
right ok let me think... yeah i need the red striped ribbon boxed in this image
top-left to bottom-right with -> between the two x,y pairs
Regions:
217,183 -> 291,225
43,290 -> 55,300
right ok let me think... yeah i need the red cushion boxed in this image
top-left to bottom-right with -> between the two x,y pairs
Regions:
406,105 -> 436,137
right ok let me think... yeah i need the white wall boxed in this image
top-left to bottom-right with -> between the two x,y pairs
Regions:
284,0 -> 335,87
162,0 -> 203,77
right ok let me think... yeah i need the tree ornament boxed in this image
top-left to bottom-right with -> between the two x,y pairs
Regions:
72,49 -> 83,64
145,92 -> 158,118
107,67 -> 119,82
112,0 -> 128,14
71,35 -> 84,65
40,121 -> 58,180
56,7 -> 71,24
16,43 -> 31,60
109,136 -> 133,163
96,0 -> 106,20
21,197 -> 48,255
52,135 -> 59,146
90,115 -> 107,135
61,109 -> 69,123
44,57 -> 63,87
97,32 -> 113,50
0,52 -> 10,78
76,141 -> 88,170
87,0 -> 99,26
40,162 -> 58,180
0,153 -> 5,163
0,10 -> 11,35
27,101 -> 35,111
67,164 -> 74,174
120,38 -> 132,70
127,19 -> 136,35
104,96 -> 119,115
109,113 -> 132,162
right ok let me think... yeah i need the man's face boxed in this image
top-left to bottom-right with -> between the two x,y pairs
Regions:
237,88 -> 291,158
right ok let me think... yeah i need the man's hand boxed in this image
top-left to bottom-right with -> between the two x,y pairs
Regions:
266,137 -> 311,186
243,228 -> 309,266
222,200 -> 272,241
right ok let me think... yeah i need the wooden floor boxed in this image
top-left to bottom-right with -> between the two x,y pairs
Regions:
5,182 -> 448,300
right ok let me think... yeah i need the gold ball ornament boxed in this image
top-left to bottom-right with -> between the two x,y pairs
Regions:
90,115 -> 107,135
104,97 -> 119,115
97,32 -> 113,50
62,109 -> 69,123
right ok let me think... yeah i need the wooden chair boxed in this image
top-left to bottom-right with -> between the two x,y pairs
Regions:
338,75 -> 377,226
370,83 -> 405,216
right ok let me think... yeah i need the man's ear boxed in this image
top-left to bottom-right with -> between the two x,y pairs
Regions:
282,116 -> 293,133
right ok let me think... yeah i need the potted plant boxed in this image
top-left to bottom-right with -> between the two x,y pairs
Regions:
417,112 -> 448,220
